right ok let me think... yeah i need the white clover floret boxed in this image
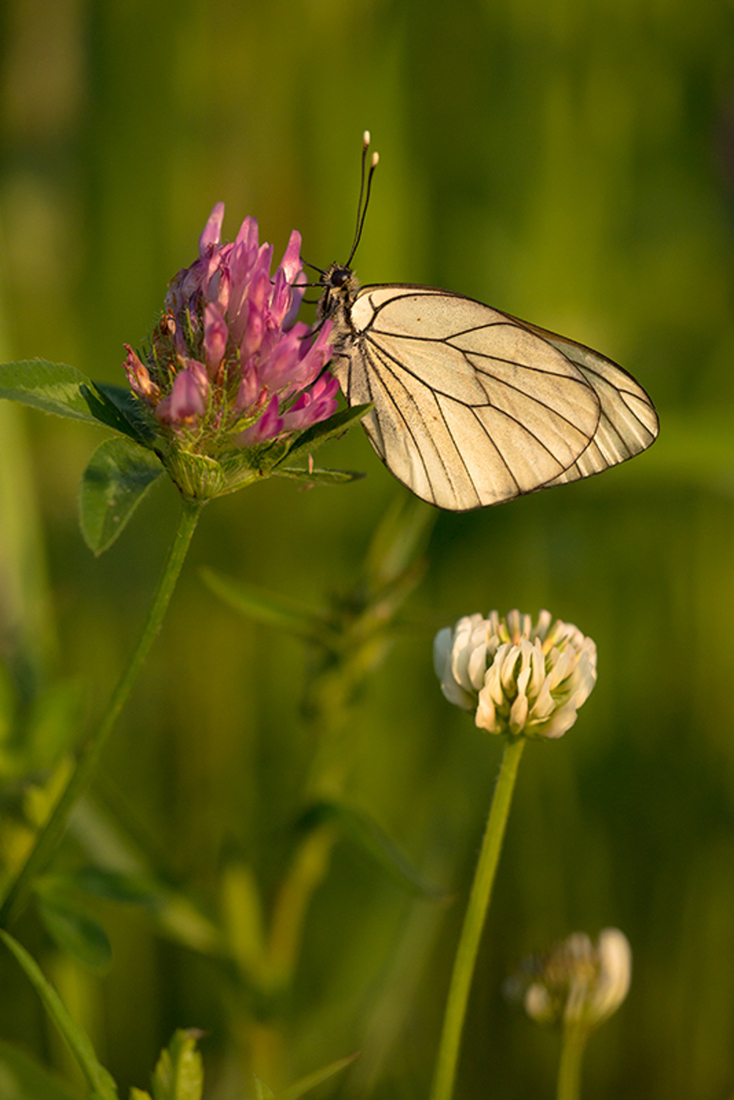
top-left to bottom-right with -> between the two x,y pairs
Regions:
434,610 -> 597,740
506,928 -> 631,1032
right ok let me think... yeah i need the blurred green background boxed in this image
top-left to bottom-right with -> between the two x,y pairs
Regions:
1,0 -> 734,1097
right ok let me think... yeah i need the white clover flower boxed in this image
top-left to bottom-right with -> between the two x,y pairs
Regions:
433,609 -> 597,740
509,928 -> 632,1030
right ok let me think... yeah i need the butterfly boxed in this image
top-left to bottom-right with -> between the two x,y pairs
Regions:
316,135 -> 659,512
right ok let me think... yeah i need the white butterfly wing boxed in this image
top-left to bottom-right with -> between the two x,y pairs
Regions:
329,284 -> 656,510
513,318 -> 660,487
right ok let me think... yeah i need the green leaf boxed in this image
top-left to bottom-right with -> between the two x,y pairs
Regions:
200,568 -> 339,648
130,1090 -> 153,1100
0,1039 -> 83,1100
254,1080 -> 276,1100
275,1053 -> 359,1100
151,1031 -> 204,1100
0,360 -> 100,422
93,383 -> 156,445
277,403 -> 372,468
272,466 -> 365,485
79,438 -> 164,555
0,930 -> 118,1100
36,893 -> 112,971
300,801 -> 448,900
0,361 -> 129,435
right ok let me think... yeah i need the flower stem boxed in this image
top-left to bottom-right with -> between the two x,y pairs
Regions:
557,1022 -> 588,1100
0,497 -> 204,927
429,735 -> 526,1100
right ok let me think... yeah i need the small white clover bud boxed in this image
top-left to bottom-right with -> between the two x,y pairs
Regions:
434,609 -> 596,740
507,928 -> 631,1031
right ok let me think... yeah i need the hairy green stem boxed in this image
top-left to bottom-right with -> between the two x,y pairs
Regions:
430,735 -> 526,1100
0,497 -> 203,927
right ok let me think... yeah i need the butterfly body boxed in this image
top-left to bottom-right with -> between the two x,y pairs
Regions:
318,262 -> 659,512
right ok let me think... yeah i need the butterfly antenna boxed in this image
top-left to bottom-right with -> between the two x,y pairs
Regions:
346,130 -> 379,268
303,260 -> 326,277
301,260 -> 326,286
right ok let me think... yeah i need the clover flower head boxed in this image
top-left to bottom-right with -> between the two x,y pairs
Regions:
433,609 -> 597,739
506,928 -> 631,1030
123,203 -> 337,454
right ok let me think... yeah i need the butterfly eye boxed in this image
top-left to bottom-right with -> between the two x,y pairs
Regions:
330,267 -> 350,288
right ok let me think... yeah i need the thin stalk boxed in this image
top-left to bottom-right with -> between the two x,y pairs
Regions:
557,1022 -> 588,1100
0,497 -> 204,927
430,735 -> 526,1100
267,822 -> 338,987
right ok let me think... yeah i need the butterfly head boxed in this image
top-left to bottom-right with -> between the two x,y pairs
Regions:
317,262 -> 361,324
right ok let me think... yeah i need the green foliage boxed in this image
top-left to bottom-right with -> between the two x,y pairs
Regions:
0,360 -> 166,553
0,362 -> 148,444
0,1039 -> 82,1100
200,569 -> 339,647
132,1031 -> 358,1100
61,805 -> 225,957
0,367 -> 369,544
0,679 -> 82,781
273,1053 -> 360,1100
146,1031 -> 203,1100
298,799 -> 447,899
36,893 -> 112,972
80,439 -> 164,555
62,866 -> 165,907
0,931 -> 118,1100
